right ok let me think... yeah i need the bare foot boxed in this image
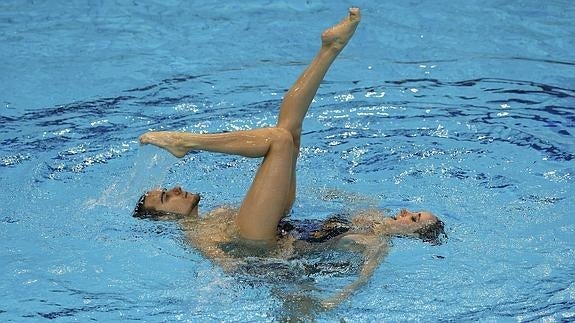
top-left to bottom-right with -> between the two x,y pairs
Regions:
321,7 -> 361,52
139,131 -> 189,158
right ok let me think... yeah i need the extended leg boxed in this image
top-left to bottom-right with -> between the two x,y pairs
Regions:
276,8 -> 361,135
276,8 -> 361,212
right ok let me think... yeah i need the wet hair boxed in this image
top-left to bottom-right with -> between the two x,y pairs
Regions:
414,219 -> 447,245
132,194 -> 179,220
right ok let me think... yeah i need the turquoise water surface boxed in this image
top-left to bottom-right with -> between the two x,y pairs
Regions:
1,0 -> 574,321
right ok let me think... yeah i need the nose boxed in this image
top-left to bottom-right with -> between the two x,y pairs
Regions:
172,186 -> 182,195
400,208 -> 409,217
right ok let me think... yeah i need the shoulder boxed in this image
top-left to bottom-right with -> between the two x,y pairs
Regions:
209,205 -> 239,217
183,206 -> 239,243
337,233 -> 390,256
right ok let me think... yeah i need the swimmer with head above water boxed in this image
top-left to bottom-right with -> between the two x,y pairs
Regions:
134,8 -> 445,308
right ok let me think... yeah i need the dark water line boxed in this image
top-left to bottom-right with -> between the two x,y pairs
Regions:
395,56 -> 575,67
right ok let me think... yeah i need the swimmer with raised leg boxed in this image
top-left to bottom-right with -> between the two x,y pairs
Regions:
138,7 -> 362,240
135,8 -> 445,308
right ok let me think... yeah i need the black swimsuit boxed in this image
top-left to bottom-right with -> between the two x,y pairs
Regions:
277,216 -> 351,243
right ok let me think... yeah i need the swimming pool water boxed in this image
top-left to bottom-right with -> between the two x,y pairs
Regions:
1,0 -> 574,321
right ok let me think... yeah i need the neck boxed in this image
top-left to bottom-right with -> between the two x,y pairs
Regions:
372,218 -> 396,235
178,213 -> 201,226
351,209 -> 391,234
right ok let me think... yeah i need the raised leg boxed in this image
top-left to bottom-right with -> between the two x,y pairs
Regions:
239,8 -> 360,238
276,7 -> 361,213
139,8 -> 361,241
140,127 -> 295,241
276,8 -> 361,135
235,127 -> 295,240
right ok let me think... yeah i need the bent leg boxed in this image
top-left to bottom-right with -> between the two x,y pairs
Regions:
141,127 -> 294,240
139,9 -> 361,241
140,128 -> 284,158
235,127 -> 294,240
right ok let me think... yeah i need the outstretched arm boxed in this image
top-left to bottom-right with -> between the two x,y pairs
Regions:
321,234 -> 389,309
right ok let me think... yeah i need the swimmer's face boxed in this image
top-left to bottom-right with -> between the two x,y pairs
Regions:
390,208 -> 439,234
143,186 -> 200,217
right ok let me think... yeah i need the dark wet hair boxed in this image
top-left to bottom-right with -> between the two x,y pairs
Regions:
414,219 -> 447,245
132,194 -> 179,220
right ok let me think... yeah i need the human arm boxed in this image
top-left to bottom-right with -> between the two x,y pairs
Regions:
320,233 -> 389,309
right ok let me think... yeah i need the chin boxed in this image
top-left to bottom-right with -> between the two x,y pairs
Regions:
187,205 -> 199,217
187,194 -> 201,216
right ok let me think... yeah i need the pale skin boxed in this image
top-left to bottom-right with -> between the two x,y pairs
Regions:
138,8 -> 441,308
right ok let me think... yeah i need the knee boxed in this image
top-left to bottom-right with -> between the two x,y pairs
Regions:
276,124 -> 301,149
291,128 -> 301,148
268,127 -> 295,151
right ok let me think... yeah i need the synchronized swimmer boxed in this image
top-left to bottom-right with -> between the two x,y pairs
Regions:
133,8 -> 445,307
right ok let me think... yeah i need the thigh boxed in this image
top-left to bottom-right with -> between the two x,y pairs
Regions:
235,128 -> 295,240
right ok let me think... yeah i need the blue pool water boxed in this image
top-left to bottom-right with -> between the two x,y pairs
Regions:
1,0 -> 574,321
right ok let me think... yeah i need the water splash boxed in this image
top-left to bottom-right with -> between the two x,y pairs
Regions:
84,145 -> 177,210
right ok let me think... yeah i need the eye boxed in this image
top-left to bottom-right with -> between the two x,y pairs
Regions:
411,213 -> 422,222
